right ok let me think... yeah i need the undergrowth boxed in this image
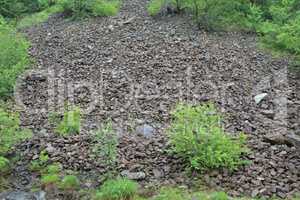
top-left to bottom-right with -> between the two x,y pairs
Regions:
58,0 -> 120,18
17,5 -> 63,29
167,103 -> 248,171
0,18 -> 30,99
0,0 -> 55,18
0,108 -> 32,156
0,157 -> 10,174
30,150 -> 49,172
56,107 -> 81,136
91,120 -> 118,167
94,178 -> 138,200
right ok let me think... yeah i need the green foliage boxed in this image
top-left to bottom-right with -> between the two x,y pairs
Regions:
0,156 -> 10,174
244,3 -> 263,30
95,178 -> 138,200
0,21 -> 30,99
58,0 -> 120,18
17,5 -> 63,29
30,150 -> 49,171
0,108 -> 32,155
210,192 -> 229,200
91,0 -> 119,16
154,188 -> 189,200
41,174 -> 60,186
0,0 -> 55,18
257,0 -> 300,56
56,107 -> 81,136
147,0 -> 165,16
167,103 -> 248,171
46,163 -> 62,174
60,175 -> 80,190
187,0 -> 249,30
153,189 -> 230,200
91,120 -> 117,166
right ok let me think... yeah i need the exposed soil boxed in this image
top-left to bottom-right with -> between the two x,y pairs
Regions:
9,0 -> 300,198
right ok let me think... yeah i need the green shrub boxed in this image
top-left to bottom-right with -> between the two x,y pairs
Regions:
0,108 -> 32,155
0,156 -> 10,174
58,0 -> 119,18
0,21 -> 30,99
17,4 -> 63,29
257,1 -> 300,55
56,107 -> 81,136
147,0 -> 165,16
91,0 -> 119,16
46,163 -> 62,174
41,174 -> 60,186
0,0 -> 54,18
91,121 -> 117,166
210,192 -> 229,200
30,150 -> 49,172
188,0 -> 251,30
147,0 -> 250,30
60,175 -> 80,190
95,178 -> 138,200
167,103 -> 248,171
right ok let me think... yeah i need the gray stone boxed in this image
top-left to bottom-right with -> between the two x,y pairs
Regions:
286,133 -> 300,150
254,93 -> 268,104
135,124 -> 155,138
0,191 -> 45,200
261,110 -> 275,119
121,170 -> 146,180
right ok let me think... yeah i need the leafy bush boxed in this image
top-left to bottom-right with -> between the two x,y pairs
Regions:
0,21 -> 30,99
0,156 -> 10,174
95,178 -> 138,200
188,0 -> 250,30
60,175 -> 80,190
147,0 -> 185,16
91,121 -> 117,166
147,0 -> 250,30
167,103 -> 248,171
46,163 -> 62,174
58,0 -> 120,18
56,107 -> 81,136
17,4 -> 63,29
147,0 -> 165,16
30,150 -> 49,172
41,174 -> 60,186
0,108 -> 32,155
257,0 -> 300,56
0,0 -> 54,18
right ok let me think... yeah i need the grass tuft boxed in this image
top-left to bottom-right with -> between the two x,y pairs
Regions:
95,178 -> 138,200
17,5 -> 63,29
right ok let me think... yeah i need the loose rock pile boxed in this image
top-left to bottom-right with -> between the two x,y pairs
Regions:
12,0 -> 300,197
